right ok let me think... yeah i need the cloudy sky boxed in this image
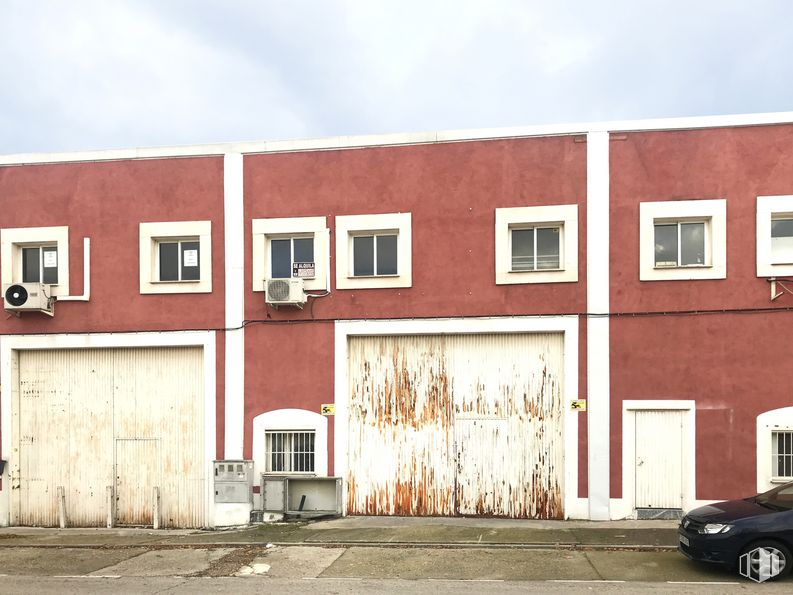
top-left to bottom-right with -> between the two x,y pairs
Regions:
2,1 -> 792,154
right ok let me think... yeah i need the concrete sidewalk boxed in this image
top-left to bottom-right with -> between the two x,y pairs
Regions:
0,517 -> 680,550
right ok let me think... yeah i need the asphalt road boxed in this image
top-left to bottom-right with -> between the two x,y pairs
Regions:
0,545 -> 787,593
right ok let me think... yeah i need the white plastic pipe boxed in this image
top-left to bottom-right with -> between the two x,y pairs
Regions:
58,237 -> 90,302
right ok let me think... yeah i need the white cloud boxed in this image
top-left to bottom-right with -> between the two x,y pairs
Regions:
1,0 -> 792,152
0,0 -> 309,150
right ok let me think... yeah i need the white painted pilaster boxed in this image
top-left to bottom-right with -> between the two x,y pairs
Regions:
586,130 -> 611,520
224,153 -> 245,459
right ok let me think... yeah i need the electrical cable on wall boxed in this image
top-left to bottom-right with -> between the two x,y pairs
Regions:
6,302 -> 793,336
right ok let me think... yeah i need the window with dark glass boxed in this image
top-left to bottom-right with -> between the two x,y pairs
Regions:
158,240 -> 200,281
270,236 -> 314,279
654,221 -> 705,267
511,227 -> 561,271
771,218 -> 793,263
352,233 -> 397,276
22,246 -> 58,284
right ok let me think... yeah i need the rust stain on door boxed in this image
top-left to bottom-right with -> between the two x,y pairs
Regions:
347,333 -> 564,519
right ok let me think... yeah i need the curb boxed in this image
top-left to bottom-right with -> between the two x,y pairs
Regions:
0,541 -> 680,552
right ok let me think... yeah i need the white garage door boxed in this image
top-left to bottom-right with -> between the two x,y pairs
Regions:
12,347 -> 205,528
347,333 -> 565,518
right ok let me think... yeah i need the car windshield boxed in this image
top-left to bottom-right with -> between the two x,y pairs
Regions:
755,481 -> 793,510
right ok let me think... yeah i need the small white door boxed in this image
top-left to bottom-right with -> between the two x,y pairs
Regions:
635,410 -> 685,509
115,438 -> 160,526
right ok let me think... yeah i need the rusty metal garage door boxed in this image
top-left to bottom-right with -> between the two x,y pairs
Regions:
346,333 -> 564,518
12,347 -> 205,528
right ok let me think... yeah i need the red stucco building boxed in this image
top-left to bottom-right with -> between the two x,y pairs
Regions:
1,113 -> 793,527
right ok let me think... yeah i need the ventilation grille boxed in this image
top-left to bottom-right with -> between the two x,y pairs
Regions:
268,279 -> 291,301
5,284 -> 29,307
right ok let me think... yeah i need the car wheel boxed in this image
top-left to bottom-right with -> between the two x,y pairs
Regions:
739,540 -> 793,581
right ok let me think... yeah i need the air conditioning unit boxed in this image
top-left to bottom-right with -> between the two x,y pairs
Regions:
3,283 -> 54,316
265,278 -> 306,308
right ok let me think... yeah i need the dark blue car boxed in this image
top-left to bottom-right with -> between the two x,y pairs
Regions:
679,481 -> 793,580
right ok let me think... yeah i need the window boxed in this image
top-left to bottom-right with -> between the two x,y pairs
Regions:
22,245 -> 59,284
252,217 -> 329,291
252,409 -> 328,479
771,218 -> 793,263
270,236 -> 314,279
756,407 -> 793,490
495,204 -> 577,284
653,221 -> 706,268
639,199 -> 726,281
265,430 -> 315,473
157,239 -> 200,281
772,431 -> 793,480
0,226 -> 70,297
511,226 -> 561,271
335,213 -> 412,289
757,196 -> 793,278
352,233 -> 398,276
139,221 -> 212,294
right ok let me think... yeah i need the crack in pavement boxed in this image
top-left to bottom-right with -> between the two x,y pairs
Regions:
582,551 -> 605,580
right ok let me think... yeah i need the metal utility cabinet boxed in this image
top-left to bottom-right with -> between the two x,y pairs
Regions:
261,475 -> 343,518
213,460 -> 253,527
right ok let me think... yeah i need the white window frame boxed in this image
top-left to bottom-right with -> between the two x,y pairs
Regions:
335,213 -> 412,290
349,232 -> 399,277
757,407 -> 793,491
20,244 -> 59,284
771,430 -> 793,482
155,238 -> 202,282
251,409 -> 328,481
252,216 -> 329,292
509,224 -> 563,272
0,226 -> 70,297
639,199 -> 726,281
495,205 -> 578,284
757,195 -> 793,278
652,220 -> 709,268
139,221 -> 212,294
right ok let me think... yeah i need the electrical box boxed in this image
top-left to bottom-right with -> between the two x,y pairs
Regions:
262,476 -> 288,512
215,482 -> 250,504
261,474 -> 342,517
213,460 -> 253,504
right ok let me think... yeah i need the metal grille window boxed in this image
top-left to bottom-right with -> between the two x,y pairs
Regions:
265,431 -> 315,473
773,431 -> 793,478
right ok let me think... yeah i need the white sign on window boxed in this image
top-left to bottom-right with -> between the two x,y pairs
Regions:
183,249 -> 198,267
43,251 -> 57,268
293,262 -> 315,278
